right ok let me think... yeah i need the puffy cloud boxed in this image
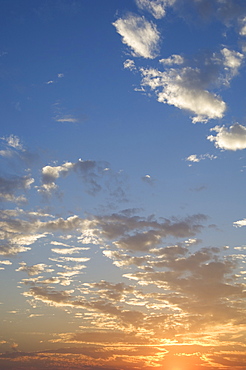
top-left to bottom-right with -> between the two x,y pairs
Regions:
140,66 -> 226,123
0,175 -> 34,202
233,218 -> 246,227
113,230 -> 162,251
39,158 -> 125,198
51,247 -> 89,255
38,215 -> 83,232
208,123 -> 246,150
0,260 -> 12,265
40,161 -> 74,192
186,153 -> 217,163
159,54 -> 184,65
103,249 -> 149,267
113,14 -> 160,59
23,286 -> 73,305
0,209 -> 85,256
0,244 -> 32,256
221,47 -> 244,72
92,211 -> 207,248
123,246 -> 245,312
186,154 -> 200,163
16,262 -> 53,276
0,259 -> 12,270
217,47 -> 244,84
123,59 -> 136,71
135,0 -> 176,19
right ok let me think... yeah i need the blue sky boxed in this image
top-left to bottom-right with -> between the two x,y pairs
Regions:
0,1 -> 246,369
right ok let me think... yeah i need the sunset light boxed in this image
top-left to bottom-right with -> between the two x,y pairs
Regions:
0,1 -> 246,369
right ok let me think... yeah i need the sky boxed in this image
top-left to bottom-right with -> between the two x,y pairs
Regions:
0,0 -> 246,369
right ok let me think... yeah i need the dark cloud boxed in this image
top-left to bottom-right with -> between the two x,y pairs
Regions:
0,174 -> 34,202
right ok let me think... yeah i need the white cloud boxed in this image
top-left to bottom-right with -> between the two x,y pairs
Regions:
220,48 -> 244,84
0,175 -> 34,202
186,153 -> 217,163
113,14 -> 160,59
16,262 -> 53,276
221,48 -> 244,71
186,154 -> 200,163
140,66 -> 226,123
239,16 -> 246,36
51,247 -> 89,255
54,115 -> 78,123
208,123 -> 246,150
135,0 -> 176,19
141,174 -> 155,185
40,162 -> 74,192
0,260 -> 12,265
233,218 -> 246,227
123,59 -> 136,71
39,158 -> 125,199
3,135 -> 24,150
159,54 -> 184,65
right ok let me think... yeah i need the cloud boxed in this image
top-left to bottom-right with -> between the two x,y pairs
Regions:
39,159 -> 105,195
0,260 -> 12,265
0,259 -> 12,270
216,47 -> 244,85
0,175 -> 34,202
221,48 -> 243,72
113,230 -> 162,251
208,123 -> 246,150
140,66 -> 226,123
141,174 -> 155,185
186,153 -> 217,163
1,135 -> 24,151
239,16 -> 246,36
40,161 -> 74,192
123,59 -> 136,71
186,154 -> 200,163
16,262 -> 53,276
0,244 -> 32,256
39,158 -> 126,200
51,247 -> 89,255
113,14 -> 160,59
0,209 -> 85,256
159,54 -> 184,65
54,115 -> 78,123
90,211 -> 207,254
233,218 -> 246,227
135,0 -> 176,19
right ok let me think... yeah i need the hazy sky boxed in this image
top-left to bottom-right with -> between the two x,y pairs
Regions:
0,1 -> 246,369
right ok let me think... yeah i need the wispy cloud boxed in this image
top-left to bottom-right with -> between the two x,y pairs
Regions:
135,0 -> 175,19
54,115 -> 78,123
